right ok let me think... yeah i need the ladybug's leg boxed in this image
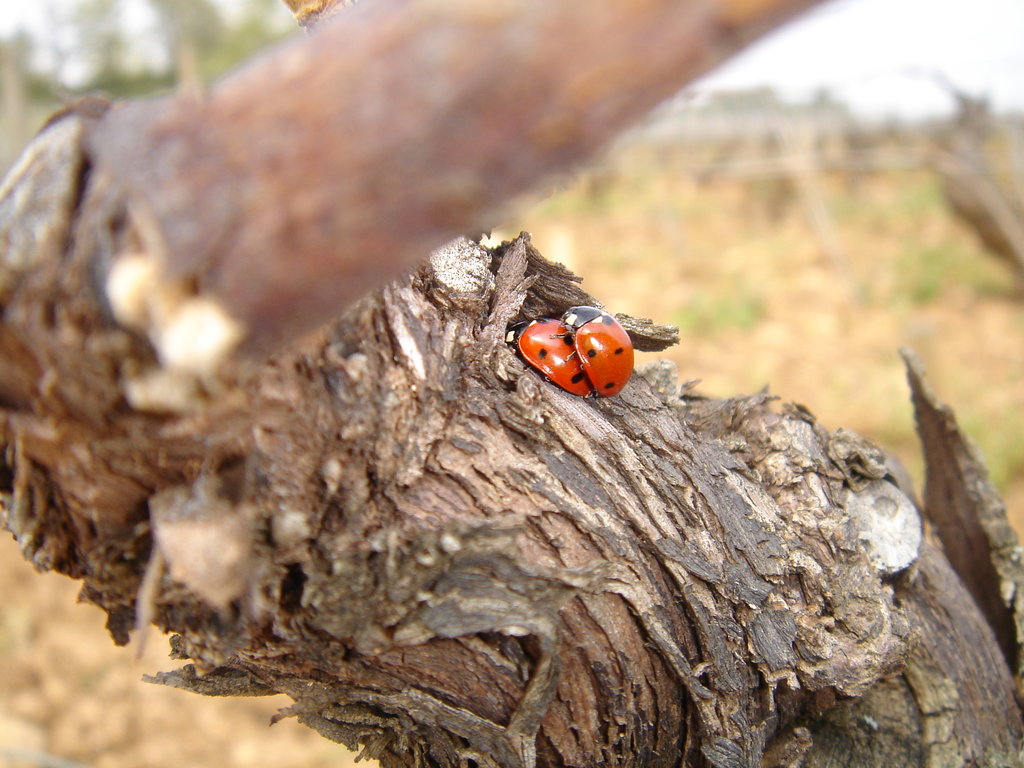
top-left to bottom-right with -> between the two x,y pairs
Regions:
551,329 -> 577,360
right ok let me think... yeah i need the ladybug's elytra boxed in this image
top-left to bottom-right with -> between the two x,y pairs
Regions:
560,306 -> 635,397
507,306 -> 636,398
506,318 -> 594,397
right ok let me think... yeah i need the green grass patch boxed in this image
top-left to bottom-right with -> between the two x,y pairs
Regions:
674,287 -> 765,334
897,243 -> 963,304
894,241 -> 1010,305
890,175 -> 946,218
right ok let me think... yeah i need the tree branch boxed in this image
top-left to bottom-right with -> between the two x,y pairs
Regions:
3,2 -> 1023,766
88,0 -> 824,355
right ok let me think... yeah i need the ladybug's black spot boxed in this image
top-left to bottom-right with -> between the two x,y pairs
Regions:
538,349 -> 548,359
571,372 -> 586,384
614,347 -> 624,354
587,349 -> 598,358
604,382 -> 616,389
562,336 -> 574,346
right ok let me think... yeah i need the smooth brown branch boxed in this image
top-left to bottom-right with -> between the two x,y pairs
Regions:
89,0 -> 825,358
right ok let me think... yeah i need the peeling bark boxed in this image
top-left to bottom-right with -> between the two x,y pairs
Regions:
4,207 -> 1021,765
903,349 -> 1024,697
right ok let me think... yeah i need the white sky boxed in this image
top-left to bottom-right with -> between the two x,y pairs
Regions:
697,0 -> 1024,117
1,0 -> 1021,117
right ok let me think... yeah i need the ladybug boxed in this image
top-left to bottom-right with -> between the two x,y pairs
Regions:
506,318 -> 594,397
560,306 -> 634,397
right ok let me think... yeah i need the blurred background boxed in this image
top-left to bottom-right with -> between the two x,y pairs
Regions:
1,0 -> 1022,766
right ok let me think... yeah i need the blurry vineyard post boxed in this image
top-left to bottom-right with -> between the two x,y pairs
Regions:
933,80 -> 1024,289
0,38 -> 31,165
764,94 -> 855,302
1,1 -> 1023,767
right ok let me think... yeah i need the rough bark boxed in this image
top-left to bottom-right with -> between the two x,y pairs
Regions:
1,2 -> 1023,767
903,349 -> 1024,696
3,204 -> 1022,765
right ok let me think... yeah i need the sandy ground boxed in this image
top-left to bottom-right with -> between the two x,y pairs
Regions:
0,536 -> 360,768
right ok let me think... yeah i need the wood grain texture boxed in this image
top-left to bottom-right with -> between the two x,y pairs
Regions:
793,541 -> 1023,767
903,348 -> 1024,697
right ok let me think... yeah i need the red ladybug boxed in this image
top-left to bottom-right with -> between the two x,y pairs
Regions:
506,318 -> 594,397
560,306 -> 634,397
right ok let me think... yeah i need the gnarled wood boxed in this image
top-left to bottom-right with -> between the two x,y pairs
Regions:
5,217 -> 1021,766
